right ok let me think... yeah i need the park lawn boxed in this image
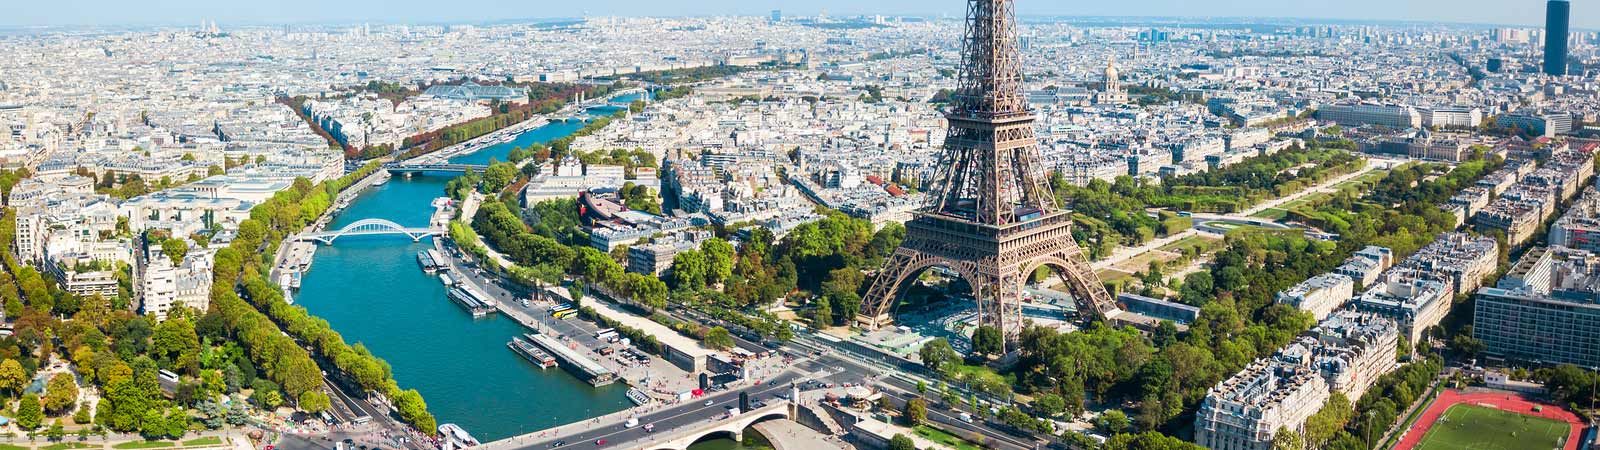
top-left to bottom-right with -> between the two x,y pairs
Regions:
913,425 -> 981,450
1094,269 -> 1134,284
1414,404 -> 1570,450
0,444 -> 31,450
1279,191 -> 1332,211
111,441 -> 176,450
42,443 -> 101,450
179,437 -> 222,447
1156,234 -> 1222,253
1249,208 -> 1289,220
1334,168 -> 1392,190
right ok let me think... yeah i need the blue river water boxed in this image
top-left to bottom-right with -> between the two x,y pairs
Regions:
293,118 -> 631,442
447,119 -> 588,166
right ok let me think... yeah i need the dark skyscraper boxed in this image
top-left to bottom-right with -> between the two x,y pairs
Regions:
1545,0 -> 1571,76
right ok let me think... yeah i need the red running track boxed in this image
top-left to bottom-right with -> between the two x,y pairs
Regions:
1392,389 -> 1586,450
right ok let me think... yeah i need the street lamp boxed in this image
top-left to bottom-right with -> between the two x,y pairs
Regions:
1364,410 -> 1375,450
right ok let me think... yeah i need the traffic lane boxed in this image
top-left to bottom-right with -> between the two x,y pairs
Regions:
877,380 -> 1038,450
878,392 -> 1035,450
523,374 -> 802,450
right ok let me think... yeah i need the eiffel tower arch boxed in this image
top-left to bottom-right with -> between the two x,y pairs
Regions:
854,0 -> 1121,351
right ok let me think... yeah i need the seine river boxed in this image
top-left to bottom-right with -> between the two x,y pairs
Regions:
292,111 -> 633,442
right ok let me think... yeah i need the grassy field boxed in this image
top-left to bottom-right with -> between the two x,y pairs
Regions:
1094,269 -> 1135,284
41,443 -> 101,450
1250,208 -> 1289,220
179,437 -> 222,447
1156,234 -> 1222,253
1414,404 -> 1571,450
111,441 -> 175,450
1333,168 -> 1391,190
913,425 -> 981,450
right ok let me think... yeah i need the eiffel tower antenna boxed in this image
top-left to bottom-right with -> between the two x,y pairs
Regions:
856,0 -> 1120,351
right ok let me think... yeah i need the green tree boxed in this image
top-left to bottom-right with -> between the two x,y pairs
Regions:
809,296 -> 832,328
256,389 -> 282,409
972,325 -> 1004,357
1033,393 -> 1066,418
298,391 -> 332,413
72,401 -> 91,425
919,338 -> 959,373
701,238 -> 735,286
162,239 -> 189,265
888,434 -> 915,450
1096,409 -> 1129,435
0,359 -> 26,395
703,327 -> 735,350
903,398 -> 927,426
17,393 -> 44,429
152,318 -> 200,373
43,373 -> 79,415
829,291 -> 862,326
393,389 -> 436,434
1272,426 -> 1304,450
482,160 -> 518,193
671,250 -> 709,290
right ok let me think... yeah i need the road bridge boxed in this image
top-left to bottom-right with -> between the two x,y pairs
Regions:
292,218 -> 442,245
383,162 -> 488,175
480,375 -> 805,450
643,402 -> 791,450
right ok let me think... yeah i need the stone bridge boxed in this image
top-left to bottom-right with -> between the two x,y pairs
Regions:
640,402 -> 791,450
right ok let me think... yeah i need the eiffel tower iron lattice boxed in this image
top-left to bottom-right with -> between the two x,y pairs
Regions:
855,0 -> 1121,348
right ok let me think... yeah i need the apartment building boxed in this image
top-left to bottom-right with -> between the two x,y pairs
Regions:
1276,273 -> 1356,321
1194,360 -> 1331,450
1403,232 -> 1499,297
1353,268 -> 1455,344
1334,246 -> 1394,288
1549,187 -> 1600,253
139,241 -> 215,322
1473,246 -> 1600,368
1276,311 -> 1399,400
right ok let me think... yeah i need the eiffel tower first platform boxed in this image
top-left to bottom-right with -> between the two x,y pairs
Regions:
855,0 -> 1121,345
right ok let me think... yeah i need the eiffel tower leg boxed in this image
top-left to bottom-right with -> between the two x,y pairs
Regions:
997,272 -> 1024,352
971,271 -> 1025,355
857,249 -> 919,330
1049,243 -> 1121,322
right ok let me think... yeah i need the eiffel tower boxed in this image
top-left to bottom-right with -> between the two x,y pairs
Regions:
855,0 -> 1120,347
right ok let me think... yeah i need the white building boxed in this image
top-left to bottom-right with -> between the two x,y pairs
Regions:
1318,103 -> 1421,128
1420,106 -> 1483,129
1276,273 -> 1356,321
1334,246 -> 1394,288
139,241 -> 215,322
1276,311 -> 1399,400
1353,269 -> 1454,344
1195,360 -> 1331,450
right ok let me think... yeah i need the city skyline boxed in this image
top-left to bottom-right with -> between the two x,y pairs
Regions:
6,0 -> 1600,30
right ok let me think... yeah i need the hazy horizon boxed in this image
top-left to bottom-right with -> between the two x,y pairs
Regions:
5,0 -> 1596,31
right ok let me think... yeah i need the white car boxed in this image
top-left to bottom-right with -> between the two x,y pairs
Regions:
703,400 -> 714,406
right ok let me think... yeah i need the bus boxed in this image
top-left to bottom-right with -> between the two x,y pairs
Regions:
596,328 -> 618,340
549,306 -> 575,317
554,309 -> 579,319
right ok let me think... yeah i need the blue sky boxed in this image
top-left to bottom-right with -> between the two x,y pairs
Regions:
4,0 -> 1592,29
